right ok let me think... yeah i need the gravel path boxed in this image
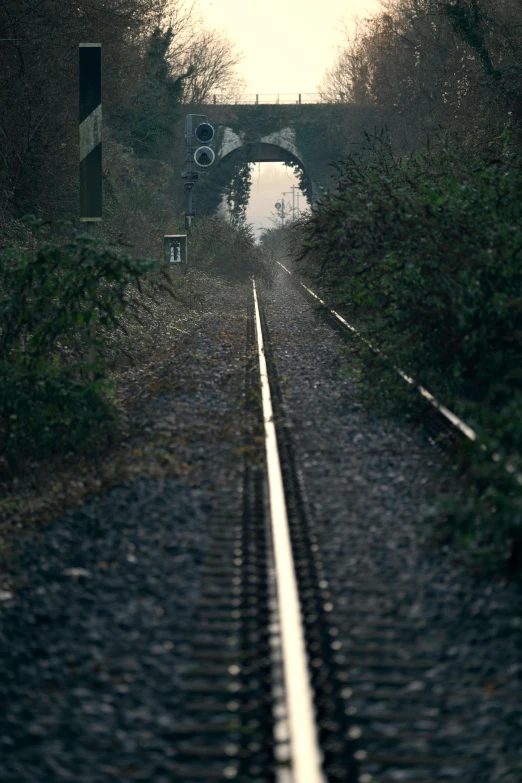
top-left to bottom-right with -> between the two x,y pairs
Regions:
0,281 -> 249,782
262,271 -> 522,783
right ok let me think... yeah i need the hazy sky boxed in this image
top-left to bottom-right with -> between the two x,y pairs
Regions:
198,0 -> 382,233
198,0 -> 381,95
243,162 -> 303,238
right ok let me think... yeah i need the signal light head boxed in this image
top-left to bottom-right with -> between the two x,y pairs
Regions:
194,122 -> 215,144
194,146 -> 215,167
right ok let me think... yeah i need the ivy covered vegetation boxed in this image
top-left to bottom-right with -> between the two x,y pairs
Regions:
295,0 -> 522,576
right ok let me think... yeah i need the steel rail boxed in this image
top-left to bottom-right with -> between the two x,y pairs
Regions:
277,262 -> 477,443
252,279 -> 326,783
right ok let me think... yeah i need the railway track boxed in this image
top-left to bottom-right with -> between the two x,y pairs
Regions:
173,276 -> 521,782
1,268 -> 519,783
173,281 -> 357,782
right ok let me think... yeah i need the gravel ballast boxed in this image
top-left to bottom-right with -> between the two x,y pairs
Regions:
262,271 -> 522,782
0,280 -> 249,782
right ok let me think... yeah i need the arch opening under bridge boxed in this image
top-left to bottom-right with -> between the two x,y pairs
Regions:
218,140 -> 314,206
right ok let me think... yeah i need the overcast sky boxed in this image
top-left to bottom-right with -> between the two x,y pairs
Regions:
197,0 -> 382,234
197,0 -> 381,95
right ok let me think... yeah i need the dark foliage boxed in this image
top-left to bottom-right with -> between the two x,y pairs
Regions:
310,0 -> 522,574
225,163 -> 253,224
0,221 -> 156,475
111,27 -> 187,159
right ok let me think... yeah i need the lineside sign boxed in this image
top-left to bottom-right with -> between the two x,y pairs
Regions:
79,44 -> 102,221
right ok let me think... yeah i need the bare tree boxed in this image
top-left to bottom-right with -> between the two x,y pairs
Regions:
172,26 -> 245,103
317,0 -> 522,154
318,21 -> 374,106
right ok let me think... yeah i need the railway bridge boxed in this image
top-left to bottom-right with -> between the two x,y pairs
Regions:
184,96 -> 376,203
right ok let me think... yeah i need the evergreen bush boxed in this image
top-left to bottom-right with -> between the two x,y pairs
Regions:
0,220 -> 156,475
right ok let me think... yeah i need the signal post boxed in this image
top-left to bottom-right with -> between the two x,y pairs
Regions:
167,114 -> 215,270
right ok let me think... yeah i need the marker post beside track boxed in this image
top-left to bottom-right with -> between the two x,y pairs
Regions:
79,43 -> 102,230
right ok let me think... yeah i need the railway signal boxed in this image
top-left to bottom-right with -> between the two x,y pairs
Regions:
182,114 -> 216,231
79,43 -> 102,225
274,199 -> 288,226
282,185 -> 300,219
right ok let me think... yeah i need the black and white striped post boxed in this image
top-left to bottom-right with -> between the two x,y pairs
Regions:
79,43 -> 102,226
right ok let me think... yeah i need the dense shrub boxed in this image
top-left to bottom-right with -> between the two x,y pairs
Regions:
188,217 -> 272,284
300,141 -> 522,572
0,221 -> 157,475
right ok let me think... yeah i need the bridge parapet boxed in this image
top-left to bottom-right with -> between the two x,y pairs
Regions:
186,93 -> 325,106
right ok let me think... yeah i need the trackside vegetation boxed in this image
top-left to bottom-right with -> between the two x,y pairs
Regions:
291,0 -> 522,577
0,223 -> 158,477
296,141 -> 522,575
0,216 -> 265,481
188,217 -> 274,284
0,0 -> 246,486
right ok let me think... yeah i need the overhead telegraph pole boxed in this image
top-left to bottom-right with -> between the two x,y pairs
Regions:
282,190 -> 294,220
282,185 -> 300,220
291,184 -> 300,217
79,43 -> 102,226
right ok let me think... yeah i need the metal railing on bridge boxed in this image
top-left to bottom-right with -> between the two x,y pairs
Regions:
197,93 -> 325,105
